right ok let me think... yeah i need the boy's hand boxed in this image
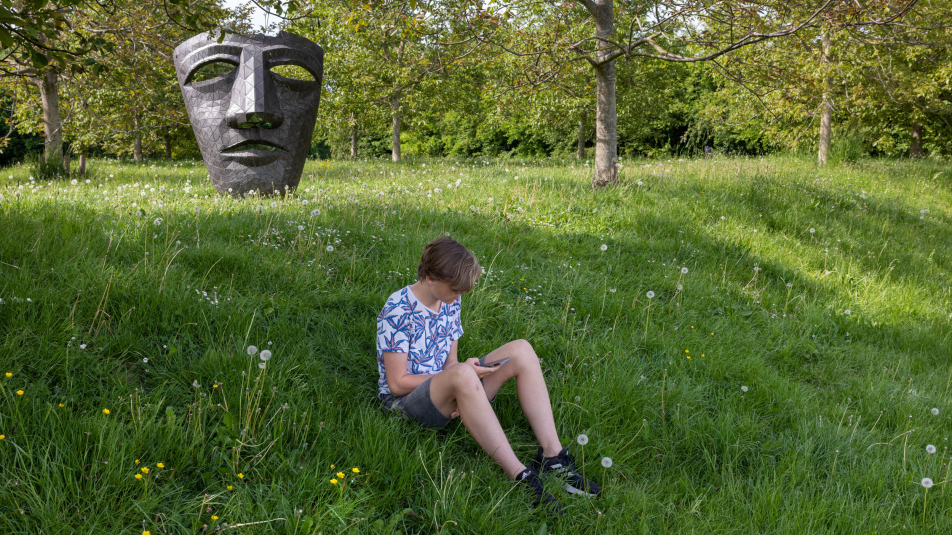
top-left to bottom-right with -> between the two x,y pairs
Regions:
465,358 -> 498,379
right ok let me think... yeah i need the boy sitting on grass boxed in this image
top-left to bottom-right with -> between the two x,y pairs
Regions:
375,236 -> 601,515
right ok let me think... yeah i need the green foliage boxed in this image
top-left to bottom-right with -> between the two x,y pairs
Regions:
2,157 -> 952,532
25,151 -> 70,181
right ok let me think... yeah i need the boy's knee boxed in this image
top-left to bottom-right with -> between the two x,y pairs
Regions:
512,339 -> 538,361
449,363 -> 481,391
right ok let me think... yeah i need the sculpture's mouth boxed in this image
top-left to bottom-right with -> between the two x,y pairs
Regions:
220,140 -> 286,167
222,140 -> 286,153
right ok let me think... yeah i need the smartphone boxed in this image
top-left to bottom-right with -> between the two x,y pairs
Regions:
481,357 -> 511,368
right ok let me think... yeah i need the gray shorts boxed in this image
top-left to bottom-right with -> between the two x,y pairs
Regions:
379,356 -> 497,429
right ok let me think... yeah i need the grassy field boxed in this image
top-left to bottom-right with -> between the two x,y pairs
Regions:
1,154 -> 951,534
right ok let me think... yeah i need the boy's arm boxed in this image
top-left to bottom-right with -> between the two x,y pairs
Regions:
444,340 -> 460,367
383,351 -> 437,397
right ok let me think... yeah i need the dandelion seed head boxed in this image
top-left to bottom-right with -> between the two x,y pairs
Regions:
922,478 -> 934,488
681,267 -> 688,274
927,444 -> 937,454
741,385 -> 749,392
600,244 -> 608,251
326,245 -> 334,252
260,350 -> 272,361
601,457 -> 613,468
646,291 -> 655,299
932,408 -> 940,416
247,345 -> 258,356
258,362 -> 266,369
576,434 -> 589,446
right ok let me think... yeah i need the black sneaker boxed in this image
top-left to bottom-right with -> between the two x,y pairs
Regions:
515,466 -> 563,516
533,447 -> 602,497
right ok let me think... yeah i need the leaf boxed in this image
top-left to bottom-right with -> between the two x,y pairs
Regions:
30,50 -> 48,69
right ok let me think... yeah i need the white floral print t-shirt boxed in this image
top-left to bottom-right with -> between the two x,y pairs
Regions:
375,286 -> 463,396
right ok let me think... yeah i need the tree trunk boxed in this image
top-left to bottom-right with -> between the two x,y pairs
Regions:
164,133 -> 172,159
577,110 -> 586,159
62,153 -> 70,174
133,115 -> 143,163
350,115 -> 359,159
818,31 -> 833,166
391,90 -> 402,162
591,1 -> 617,187
32,71 -> 63,164
78,155 -> 86,176
910,122 -> 924,158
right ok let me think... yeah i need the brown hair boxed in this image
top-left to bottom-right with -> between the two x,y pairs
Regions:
417,236 -> 481,293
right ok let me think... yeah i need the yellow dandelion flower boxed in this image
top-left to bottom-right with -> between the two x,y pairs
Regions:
352,467 -> 360,473
156,463 -> 165,468
141,467 -> 149,474
16,390 -> 23,396
686,356 -> 691,360
102,408 -> 110,414
330,464 -> 335,469
337,472 -> 345,479
227,485 -> 233,491
58,403 -> 64,408
143,531 -> 151,535
684,350 -> 689,353
211,515 -> 218,521
330,478 -> 338,484
135,459 -> 139,464
702,354 -> 705,358
237,473 -> 244,479
213,384 -> 218,388
0,435 -> 5,440
135,474 -> 143,480
4,372 -> 11,378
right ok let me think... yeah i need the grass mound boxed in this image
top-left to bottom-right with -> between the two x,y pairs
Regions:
1,155 -> 951,533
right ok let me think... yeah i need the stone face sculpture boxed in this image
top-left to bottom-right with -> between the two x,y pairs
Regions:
173,31 -> 323,196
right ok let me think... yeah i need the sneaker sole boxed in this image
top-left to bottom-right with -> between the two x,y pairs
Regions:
564,483 -> 598,497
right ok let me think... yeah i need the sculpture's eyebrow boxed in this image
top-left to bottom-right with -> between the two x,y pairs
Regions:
180,43 -> 244,71
264,46 -> 323,75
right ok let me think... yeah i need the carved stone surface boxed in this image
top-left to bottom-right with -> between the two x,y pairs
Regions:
173,31 -> 323,196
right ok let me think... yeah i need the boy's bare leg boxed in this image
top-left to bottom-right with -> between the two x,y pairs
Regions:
427,363 -> 526,479
479,340 -> 563,458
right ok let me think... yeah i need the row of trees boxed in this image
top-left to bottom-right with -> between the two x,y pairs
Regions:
2,0 -> 948,185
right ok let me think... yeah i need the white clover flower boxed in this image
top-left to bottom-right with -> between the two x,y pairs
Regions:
932,408 -> 940,416
260,350 -> 272,361
258,362 -> 266,369
741,385 -> 749,392
577,434 -> 589,446
600,244 -> 608,251
927,444 -> 937,454
247,345 -> 258,356
922,478 -> 934,488
192,379 -> 200,388
601,457 -> 613,468
681,267 -> 688,274
326,245 -> 334,252
646,291 -> 655,299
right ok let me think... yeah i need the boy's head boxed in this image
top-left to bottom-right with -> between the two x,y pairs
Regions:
417,236 -> 481,294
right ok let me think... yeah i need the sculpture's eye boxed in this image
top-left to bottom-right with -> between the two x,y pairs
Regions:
188,61 -> 237,84
270,64 -> 315,82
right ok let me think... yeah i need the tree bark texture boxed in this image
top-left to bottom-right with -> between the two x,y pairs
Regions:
910,122 -> 924,158
391,90 -> 402,162
164,133 -> 172,159
133,116 -> 143,163
32,71 -> 63,163
351,115 -> 359,158
592,0 -> 618,187
62,153 -> 70,174
817,31 -> 833,166
577,111 -> 586,159
78,155 -> 86,176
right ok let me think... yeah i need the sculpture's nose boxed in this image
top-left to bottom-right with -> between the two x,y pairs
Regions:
226,49 -> 284,129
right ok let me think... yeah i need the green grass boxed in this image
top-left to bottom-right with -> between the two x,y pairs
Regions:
1,154 -> 951,534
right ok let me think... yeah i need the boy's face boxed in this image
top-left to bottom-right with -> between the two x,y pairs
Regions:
428,278 -> 463,305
